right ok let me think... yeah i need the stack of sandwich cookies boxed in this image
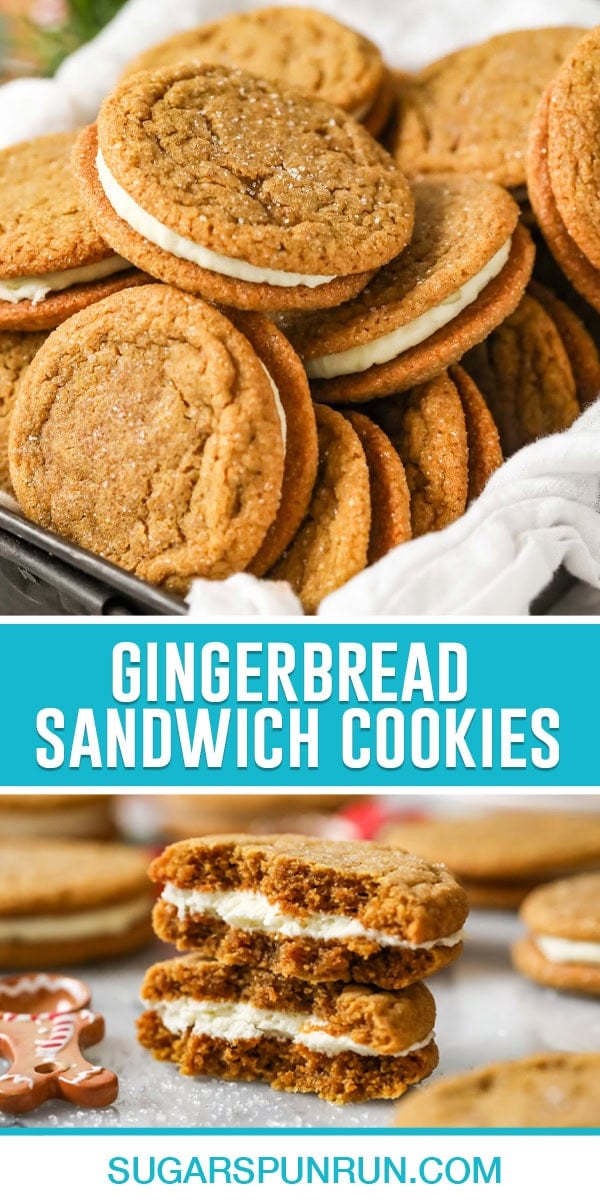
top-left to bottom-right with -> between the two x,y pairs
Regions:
512,873 -> 600,997
73,63 -> 414,313
138,957 -> 438,1104
283,176 -> 534,402
140,835 -> 468,1101
122,7 -> 392,137
383,809 -> 600,909
0,839 -> 153,968
0,132 -> 144,331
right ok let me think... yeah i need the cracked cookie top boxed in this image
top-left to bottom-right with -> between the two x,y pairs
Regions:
96,63 -> 413,276
8,284 -> 285,591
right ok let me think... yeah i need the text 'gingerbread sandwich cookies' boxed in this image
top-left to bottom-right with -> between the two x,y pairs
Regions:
73,63 -> 414,312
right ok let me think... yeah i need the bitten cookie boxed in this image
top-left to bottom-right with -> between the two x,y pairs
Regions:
138,955 -> 438,1104
73,64 -> 414,312
463,294 -> 580,456
122,7 -> 388,132
282,176 -> 534,402
383,809 -> 600,910
345,411 -> 412,564
268,405 -> 371,613
0,330 -> 46,492
367,373 -> 469,537
9,284 -> 286,593
0,838 -> 153,968
149,833 -> 468,990
512,873 -> 600,997
0,132 -> 144,331
392,28 -> 583,187
395,1053 -> 600,1127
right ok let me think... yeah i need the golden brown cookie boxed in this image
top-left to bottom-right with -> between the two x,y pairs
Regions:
0,131 -> 145,331
528,281 -> 600,409
153,793 -> 348,839
268,404 -> 371,613
396,1053 -> 600,1127
345,411 -> 411,564
73,64 -> 414,312
512,873 -> 600,997
368,373 -> 469,537
9,284 -> 286,592
0,330 -> 46,492
282,176 -> 534,402
138,956 -> 438,1104
527,86 -> 600,312
122,7 -> 385,124
227,312 -> 318,577
545,29 -> 600,270
392,28 -> 584,187
0,794 -> 114,840
0,838 -> 153,968
463,294 -> 579,457
383,809 -> 600,910
150,833 -> 469,990
449,365 -> 503,500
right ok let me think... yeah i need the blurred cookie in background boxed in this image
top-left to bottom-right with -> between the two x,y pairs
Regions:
382,808 -> 600,909
512,872 -> 600,996
0,793 -> 114,839
151,793 -> 356,840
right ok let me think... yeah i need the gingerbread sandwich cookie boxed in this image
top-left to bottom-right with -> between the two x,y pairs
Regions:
0,794 -> 114,840
0,132 -> 145,332
149,834 -> 468,990
268,404 -> 371,613
73,64 -> 413,313
122,7 -> 389,134
138,955 -> 438,1104
513,873 -> 600,997
528,281 -> 600,410
0,838 -> 153,968
392,28 -> 583,188
395,1052 -> 600,1127
283,176 -> 534,402
0,330 -> 46,493
463,293 -> 580,456
344,411 -> 412,564
9,284 -> 287,592
383,809 -> 600,910
448,365 -> 503,501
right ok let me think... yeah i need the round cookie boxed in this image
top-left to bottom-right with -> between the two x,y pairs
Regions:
527,87 -> 600,312
74,64 -> 414,313
122,7 -> 385,127
392,28 -> 584,187
0,794 -> 114,840
528,281 -> 600,409
0,330 -> 47,492
344,411 -> 411,564
463,294 -> 580,457
513,873 -> 600,997
396,1053 -> 600,1127
9,284 -> 286,592
282,176 -> 534,402
0,838 -> 153,968
0,131 -> 145,332
226,312 -> 318,578
269,404 -> 371,613
368,373 -> 469,537
383,809 -> 600,910
449,365 -> 503,500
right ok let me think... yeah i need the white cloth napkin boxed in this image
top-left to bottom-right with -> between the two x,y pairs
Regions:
2,0 -> 600,616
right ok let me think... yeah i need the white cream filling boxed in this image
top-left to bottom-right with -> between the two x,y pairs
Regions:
0,804 -> 109,838
262,363 -> 286,449
536,934 -> 600,966
162,884 -> 464,951
152,995 -> 433,1058
96,150 -> 335,289
0,255 -> 131,305
0,894 -> 150,943
305,237 -> 512,379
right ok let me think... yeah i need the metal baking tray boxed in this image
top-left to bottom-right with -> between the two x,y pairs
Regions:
0,505 -> 572,617
0,507 -> 187,616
